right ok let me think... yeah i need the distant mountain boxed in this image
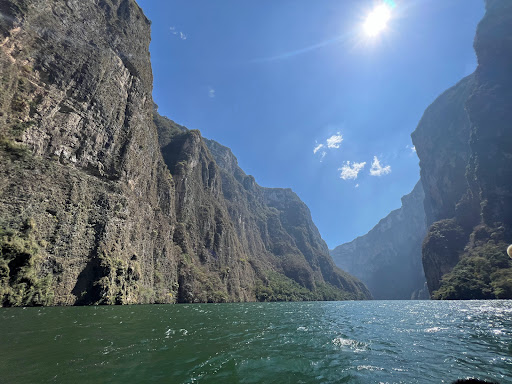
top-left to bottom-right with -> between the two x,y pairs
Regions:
0,0 -> 370,306
411,0 -> 512,299
330,182 -> 428,300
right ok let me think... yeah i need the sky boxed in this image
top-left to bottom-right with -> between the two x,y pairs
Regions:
137,0 -> 485,249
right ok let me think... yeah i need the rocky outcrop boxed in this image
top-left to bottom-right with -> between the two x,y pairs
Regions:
411,0 -> 512,299
0,0 -> 370,306
330,182 -> 428,300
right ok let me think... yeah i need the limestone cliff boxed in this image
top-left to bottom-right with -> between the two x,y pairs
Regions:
330,182 -> 428,300
411,0 -> 512,299
0,0 -> 179,306
154,115 -> 370,302
0,0 -> 370,306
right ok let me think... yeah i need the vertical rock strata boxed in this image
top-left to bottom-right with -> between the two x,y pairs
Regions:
412,0 -> 512,299
330,182 -> 428,300
0,0 -> 370,306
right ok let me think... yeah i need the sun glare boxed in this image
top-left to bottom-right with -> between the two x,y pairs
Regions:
364,4 -> 392,37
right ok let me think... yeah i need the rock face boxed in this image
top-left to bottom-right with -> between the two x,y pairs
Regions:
330,182 -> 428,300
154,114 -> 370,302
0,0 -> 370,306
411,0 -> 512,299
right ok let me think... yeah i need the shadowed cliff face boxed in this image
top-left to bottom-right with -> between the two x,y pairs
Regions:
411,76 -> 477,295
411,76 -> 476,228
0,0 -> 370,306
412,0 -> 512,299
330,182 -> 428,300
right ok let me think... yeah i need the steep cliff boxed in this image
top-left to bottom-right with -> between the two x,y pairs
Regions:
411,0 -> 512,299
330,182 -> 428,300
0,0 -> 180,306
0,0 -> 370,306
411,75 -> 478,295
154,115 -> 371,302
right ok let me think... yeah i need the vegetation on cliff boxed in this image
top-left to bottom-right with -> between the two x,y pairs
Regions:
433,241 -> 512,300
0,224 -> 54,306
154,114 -> 371,303
0,0 -> 370,306
412,0 -> 512,299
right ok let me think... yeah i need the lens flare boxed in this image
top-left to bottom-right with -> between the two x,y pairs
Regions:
364,4 -> 392,37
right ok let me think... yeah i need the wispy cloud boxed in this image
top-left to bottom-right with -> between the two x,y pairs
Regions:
313,132 -> 343,160
339,161 -> 366,180
170,26 -> 187,40
250,31 -> 352,63
369,156 -> 391,176
313,143 -> 324,154
326,133 -> 343,149
208,87 -> 216,98
406,145 -> 416,153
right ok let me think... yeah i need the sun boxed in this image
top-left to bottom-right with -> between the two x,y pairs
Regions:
364,4 -> 392,37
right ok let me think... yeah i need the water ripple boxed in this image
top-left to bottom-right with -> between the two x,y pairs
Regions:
1,301 -> 512,383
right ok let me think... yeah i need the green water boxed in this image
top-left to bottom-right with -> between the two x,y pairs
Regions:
1,301 -> 511,383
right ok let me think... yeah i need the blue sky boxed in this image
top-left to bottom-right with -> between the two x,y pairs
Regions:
137,0 -> 484,248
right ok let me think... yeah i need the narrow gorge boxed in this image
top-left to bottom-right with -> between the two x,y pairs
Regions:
332,0 -> 512,300
330,182 -> 428,300
0,0 -> 370,306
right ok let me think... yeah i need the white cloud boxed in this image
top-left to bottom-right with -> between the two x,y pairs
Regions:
411,145 -> 416,153
313,131 -> 343,162
313,143 -> 324,154
339,161 -> 366,180
369,156 -> 391,176
406,145 -> 416,153
170,26 -> 187,40
355,183 -> 360,188
208,87 -> 216,98
326,133 -> 343,149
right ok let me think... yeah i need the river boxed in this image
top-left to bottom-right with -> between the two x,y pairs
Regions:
1,301 -> 511,383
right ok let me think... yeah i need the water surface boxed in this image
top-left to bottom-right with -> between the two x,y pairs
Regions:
1,301 -> 511,383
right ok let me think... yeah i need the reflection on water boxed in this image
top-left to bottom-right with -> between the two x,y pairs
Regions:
0,301 -> 511,383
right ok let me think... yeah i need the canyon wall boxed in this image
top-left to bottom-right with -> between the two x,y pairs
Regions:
411,0 -> 512,299
331,182 -> 428,300
0,0 -> 370,306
